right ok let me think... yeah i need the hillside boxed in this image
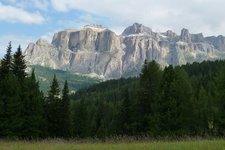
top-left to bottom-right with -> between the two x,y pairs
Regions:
28,65 -> 100,94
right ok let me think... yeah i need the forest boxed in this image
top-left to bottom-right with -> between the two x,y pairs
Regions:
1,42 -> 225,139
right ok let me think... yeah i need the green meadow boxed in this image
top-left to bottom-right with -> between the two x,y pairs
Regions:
0,139 -> 225,150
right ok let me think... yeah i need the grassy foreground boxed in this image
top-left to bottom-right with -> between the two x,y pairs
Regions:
0,139 -> 225,150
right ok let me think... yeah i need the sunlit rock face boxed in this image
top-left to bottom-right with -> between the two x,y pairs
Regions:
24,23 -> 225,79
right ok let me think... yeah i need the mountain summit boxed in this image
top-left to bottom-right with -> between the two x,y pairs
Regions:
122,23 -> 153,36
24,23 -> 225,79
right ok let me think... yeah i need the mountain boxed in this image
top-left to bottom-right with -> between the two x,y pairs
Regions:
24,23 -> 225,79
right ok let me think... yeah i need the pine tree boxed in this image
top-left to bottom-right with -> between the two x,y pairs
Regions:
135,60 -> 162,134
21,69 -> 45,138
12,45 -> 27,81
196,86 -> 209,135
73,99 -> 87,138
118,88 -> 132,135
0,74 -> 22,137
172,67 -> 193,135
0,43 -> 22,137
61,80 -> 72,137
0,42 -> 12,80
159,65 -> 176,134
216,68 -> 225,135
48,75 -> 60,99
46,75 -> 62,137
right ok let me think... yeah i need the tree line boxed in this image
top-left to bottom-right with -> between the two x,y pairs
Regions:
0,42 -> 71,138
1,42 -> 225,139
72,60 -> 225,138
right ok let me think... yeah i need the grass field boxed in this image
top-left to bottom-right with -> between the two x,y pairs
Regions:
0,139 -> 225,150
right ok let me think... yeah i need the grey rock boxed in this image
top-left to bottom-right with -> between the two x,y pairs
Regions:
180,28 -> 191,43
191,33 -> 204,43
24,23 -> 225,79
205,35 -> 225,51
122,23 -> 153,36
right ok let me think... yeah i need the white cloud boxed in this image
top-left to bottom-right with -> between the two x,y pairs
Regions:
2,0 -> 50,11
0,2 -> 45,24
50,0 -> 225,36
32,0 -> 50,11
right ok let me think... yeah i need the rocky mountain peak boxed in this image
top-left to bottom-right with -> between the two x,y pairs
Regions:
180,28 -> 191,42
164,30 -> 177,40
191,33 -> 204,43
25,24 -> 225,79
122,23 -> 152,36
36,38 -> 50,45
82,24 -> 107,32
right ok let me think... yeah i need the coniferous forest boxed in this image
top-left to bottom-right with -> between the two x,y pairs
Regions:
1,42 -> 225,139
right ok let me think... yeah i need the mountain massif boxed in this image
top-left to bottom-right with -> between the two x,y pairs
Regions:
24,23 -> 225,79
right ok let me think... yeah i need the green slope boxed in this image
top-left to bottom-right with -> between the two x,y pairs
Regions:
28,65 -> 101,94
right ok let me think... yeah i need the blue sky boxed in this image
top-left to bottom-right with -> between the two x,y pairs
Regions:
1,0 -> 225,57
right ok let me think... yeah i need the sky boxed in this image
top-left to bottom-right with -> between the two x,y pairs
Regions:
1,0 -> 225,57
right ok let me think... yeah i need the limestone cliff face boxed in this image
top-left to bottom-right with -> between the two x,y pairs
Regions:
24,23 -> 225,79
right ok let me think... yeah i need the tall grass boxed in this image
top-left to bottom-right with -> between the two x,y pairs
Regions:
0,139 -> 225,150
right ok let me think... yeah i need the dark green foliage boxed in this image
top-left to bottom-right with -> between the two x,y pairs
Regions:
61,80 -> 72,137
45,75 -> 62,137
135,60 -> 162,134
12,45 -> 27,81
117,88 -> 133,135
0,44 -> 44,139
215,68 -> 225,135
0,74 -> 22,137
73,99 -> 88,138
20,70 -> 45,138
71,60 -> 225,137
0,42 -> 12,80
2,42 -> 225,139
159,65 -> 177,134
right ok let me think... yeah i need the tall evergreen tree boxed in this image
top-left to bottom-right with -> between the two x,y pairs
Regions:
194,86 -> 212,135
0,74 -> 22,137
61,80 -> 72,137
48,75 -> 60,99
73,99 -> 88,138
215,69 -> 225,135
12,45 -> 27,81
0,42 -> 22,137
159,65 -> 176,134
45,75 -> 62,137
21,69 -> 45,138
172,67 -> 193,135
0,42 -> 12,80
135,60 -> 162,134
118,88 -> 132,135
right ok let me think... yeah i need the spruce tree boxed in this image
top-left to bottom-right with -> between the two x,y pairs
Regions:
172,67 -> 193,135
215,68 -> 225,135
48,75 -> 60,99
46,75 -> 62,137
0,43 -> 22,137
21,69 -> 45,138
159,65 -> 176,134
135,60 -> 162,134
61,80 -> 72,137
0,42 -> 12,80
118,88 -> 132,135
12,45 -> 27,81
73,99 -> 88,138
0,74 -> 22,137
195,86 -> 209,135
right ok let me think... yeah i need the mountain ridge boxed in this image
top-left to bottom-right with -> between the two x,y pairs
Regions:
24,23 -> 225,79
